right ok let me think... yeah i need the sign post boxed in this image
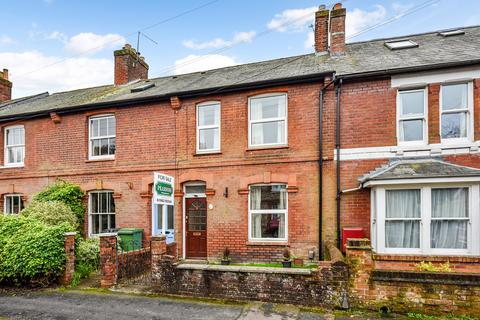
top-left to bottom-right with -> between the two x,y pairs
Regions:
153,172 -> 174,237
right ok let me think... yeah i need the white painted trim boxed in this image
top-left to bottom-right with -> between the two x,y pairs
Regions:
391,65 -> 480,87
196,101 -> 221,154
182,181 -> 207,259
4,125 -> 25,167
88,190 -> 116,237
248,93 -> 288,148
397,88 -> 428,146
88,114 -> 116,160
3,193 -> 23,215
364,176 -> 480,187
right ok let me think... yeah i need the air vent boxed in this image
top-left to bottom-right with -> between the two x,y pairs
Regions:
438,29 -> 465,37
384,39 -> 418,50
131,82 -> 155,93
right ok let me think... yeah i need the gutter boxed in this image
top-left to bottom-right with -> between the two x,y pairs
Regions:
0,71 -> 334,123
318,75 -> 335,260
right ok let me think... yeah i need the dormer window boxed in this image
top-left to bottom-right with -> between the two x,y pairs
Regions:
385,40 -> 418,50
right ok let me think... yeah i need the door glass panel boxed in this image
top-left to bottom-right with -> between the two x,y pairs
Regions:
188,199 -> 206,231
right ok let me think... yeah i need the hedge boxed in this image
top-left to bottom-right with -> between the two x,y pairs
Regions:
20,200 -> 78,231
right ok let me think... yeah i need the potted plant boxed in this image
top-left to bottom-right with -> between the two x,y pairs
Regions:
293,256 -> 303,267
221,247 -> 231,265
282,248 -> 292,268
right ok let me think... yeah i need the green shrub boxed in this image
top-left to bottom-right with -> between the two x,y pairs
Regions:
34,180 -> 85,234
0,215 -> 70,285
21,200 -> 77,231
70,237 -> 100,287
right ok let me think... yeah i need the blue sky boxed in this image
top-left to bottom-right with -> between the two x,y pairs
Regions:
1,0 -> 479,98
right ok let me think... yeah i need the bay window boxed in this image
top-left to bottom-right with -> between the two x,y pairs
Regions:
249,184 -> 287,241
89,115 -> 116,159
4,194 -> 24,215
196,101 -> 220,153
440,83 -> 473,142
373,184 -> 479,255
4,125 -> 25,166
397,89 -> 427,145
89,191 -> 116,235
248,93 -> 287,148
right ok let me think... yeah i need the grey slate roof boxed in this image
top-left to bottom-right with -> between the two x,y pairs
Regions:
359,159 -> 480,183
1,25 -> 480,120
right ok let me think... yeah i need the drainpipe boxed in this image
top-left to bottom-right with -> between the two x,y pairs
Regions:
335,79 -> 343,249
318,78 -> 335,260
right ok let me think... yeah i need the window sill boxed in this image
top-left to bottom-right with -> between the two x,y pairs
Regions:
246,241 -> 289,246
194,151 -> 222,157
1,164 -> 24,169
85,157 -> 115,163
246,145 -> 289,152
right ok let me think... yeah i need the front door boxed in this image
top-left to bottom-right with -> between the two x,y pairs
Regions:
186,197 -> 207,258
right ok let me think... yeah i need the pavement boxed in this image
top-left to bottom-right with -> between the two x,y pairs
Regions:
0,290 -> 403,320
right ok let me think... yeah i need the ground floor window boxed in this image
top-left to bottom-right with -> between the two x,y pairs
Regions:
89,191 -> 115,235
4,194 -> 24,215
249,184 -> 287,241
372,184 -> 479,255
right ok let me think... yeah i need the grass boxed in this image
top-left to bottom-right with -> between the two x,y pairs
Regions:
407,313 -> 478,320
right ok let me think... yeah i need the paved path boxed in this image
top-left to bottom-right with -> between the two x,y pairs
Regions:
0,290 -> 400,320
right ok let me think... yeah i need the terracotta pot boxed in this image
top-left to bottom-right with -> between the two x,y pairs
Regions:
293,258 -> 303,266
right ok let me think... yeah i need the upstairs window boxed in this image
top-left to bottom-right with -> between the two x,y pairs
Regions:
89,191 -> 115,235
248,94 -> 287,148
4,125 -> 25,166
4,194 -> 24,215
397,89 -> 427,145
249,184 -> 288,241
196,102 -> 220,153
89,115 -> 116,159
441,83 -> 472,142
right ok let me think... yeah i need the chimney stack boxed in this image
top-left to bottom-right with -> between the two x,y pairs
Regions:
314,5 -> 330,54
329,3 -> 346,55
0,68 -> 12,102
114,44 -> 149,86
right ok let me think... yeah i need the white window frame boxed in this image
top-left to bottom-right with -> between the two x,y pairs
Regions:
248,93 -> 288,148
196,101 -> 221,154
396,88 -> 428,146
4,125 -> 25,167
373,183 -> 480,256
248,183 -> 288,242
88,114 -> 116,160
3,194 -> 24,215
88,190 -> 116,236
440,82 -> 474,144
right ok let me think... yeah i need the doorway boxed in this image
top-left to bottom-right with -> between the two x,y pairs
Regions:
184,183 -> 207,259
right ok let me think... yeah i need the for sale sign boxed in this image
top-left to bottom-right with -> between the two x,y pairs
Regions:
153,172 -> 174,205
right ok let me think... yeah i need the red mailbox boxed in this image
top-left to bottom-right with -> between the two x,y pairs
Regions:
342,227 -> 365,252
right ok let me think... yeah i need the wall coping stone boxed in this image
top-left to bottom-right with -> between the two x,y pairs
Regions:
64,232 -> 77,236
99,233 -> 118,237
372,270 -> 480,286
176,263 -> 313,275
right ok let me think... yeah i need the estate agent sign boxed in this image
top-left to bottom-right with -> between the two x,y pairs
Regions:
154,172 -> 174,205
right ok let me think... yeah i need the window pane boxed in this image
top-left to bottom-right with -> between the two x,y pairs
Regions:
99,118 -> 108,136
386,190 -> 421,218
108,138 -> 116,155
185,185 -> 206,194
432,188 -> 468,218
441,112 -> 466,138
431,221 -> 467,249
110,214 -> 116,230
91,193 -> 99,214
92,139 -> 100,156
7,148 -> 14,163
92,215 -> 99,234
400,120 -> 423,142
250,95 -> 286,120
400,91 -> 424,115
442,84 -> 467,110
167,205 -> 174,230
5,196 -> 12,214
386,221 -> 420,248
250,185 -> 287,210
198,104 -> 220,126
101,215 -> 108,233
251,213 -> 285,239
251,121 -> 285,145
198,128 -> 219,150
91,119 -> 99,137
107,116 -> 116,136
100,138 -> 109,155
108,192 -> 115,213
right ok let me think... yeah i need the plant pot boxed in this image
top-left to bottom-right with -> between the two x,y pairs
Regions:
282,260 -> 292,268
293,258 -> 303,266
221,260 -> 231,265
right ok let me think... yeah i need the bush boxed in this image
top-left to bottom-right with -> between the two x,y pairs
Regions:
0,215 -> 70,285
21,200 -> 77,231
34,180 -> 85,234
71,237 -> 100,287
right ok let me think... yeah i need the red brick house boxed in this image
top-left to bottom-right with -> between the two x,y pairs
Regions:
1,3 -> 480,266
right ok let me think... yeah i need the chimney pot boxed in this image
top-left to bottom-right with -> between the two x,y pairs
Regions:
329,3 -> 346,55
314,5 -> 330,54
2,69 -> 8,80
114,43 -> 149,85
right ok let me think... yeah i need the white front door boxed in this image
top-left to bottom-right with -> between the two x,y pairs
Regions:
152,204 -> 174,244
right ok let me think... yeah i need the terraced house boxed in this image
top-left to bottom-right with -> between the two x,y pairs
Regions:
1,3 -> 480,268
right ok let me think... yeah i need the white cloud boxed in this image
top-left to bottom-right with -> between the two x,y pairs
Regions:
304,32 -> 314,49
64,32 -> 125,56
0,35 -> 14,45
392,2 -> 414,16
45,31 -> 67,42
267,7 -> 317,32
1,51 -> 113,98
173,54 -> 237,75
183,31 -> 256,50
346,5 -> 387,38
